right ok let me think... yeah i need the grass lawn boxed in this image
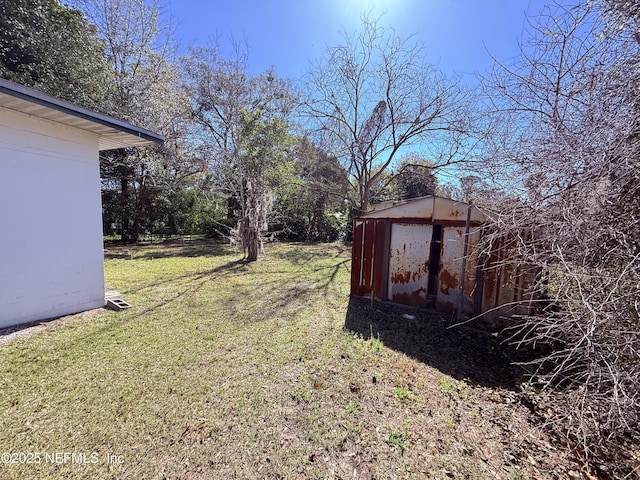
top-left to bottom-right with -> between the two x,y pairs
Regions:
0,239 -> 578,479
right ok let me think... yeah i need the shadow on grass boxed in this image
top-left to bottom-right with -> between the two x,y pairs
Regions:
113,245 -> 349,325
212,258 -> 351,325
2,260 -> 250,344
270,242 -> 351,266
126,259 -> 249,319
107,238 -> 232,260
311,259 -> 351,290
344,296 -> 526,390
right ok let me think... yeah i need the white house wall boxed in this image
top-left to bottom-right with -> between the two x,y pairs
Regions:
0,107 -> 105,328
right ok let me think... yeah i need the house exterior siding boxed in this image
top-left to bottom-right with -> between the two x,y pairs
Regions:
0,107 -> 105,327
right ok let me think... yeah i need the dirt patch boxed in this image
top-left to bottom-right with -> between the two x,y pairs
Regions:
0,309 -> 102,347
344,296 -> 588,478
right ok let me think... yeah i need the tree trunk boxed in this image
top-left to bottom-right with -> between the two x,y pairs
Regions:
132,170 -> 148,242
245,224 -> 260,262
120,176 -> 130,243
241,183 -> 265,262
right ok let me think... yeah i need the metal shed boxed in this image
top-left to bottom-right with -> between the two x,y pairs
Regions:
350,195 -> 536,319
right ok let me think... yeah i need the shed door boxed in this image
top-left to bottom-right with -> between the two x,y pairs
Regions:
388,223 -> 433,307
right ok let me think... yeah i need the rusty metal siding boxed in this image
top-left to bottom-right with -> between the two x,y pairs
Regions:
463,228 -> 481,298
479,234 -> 539,320
351,217 -> 483,313
373,220 -> 389,300
436,226 -> 464,311
362,220 -> 376,293
350,219 -> 389,300
350,196 -> 537,320
480,234 -> 501,315
388,223 -> 433,307
351,220 -> 366,296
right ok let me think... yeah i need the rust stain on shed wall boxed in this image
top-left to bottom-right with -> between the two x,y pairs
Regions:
387,223 -> 432,308
391,270 -> 411,285
392,289 -> 429,308
439,269 -> 458,295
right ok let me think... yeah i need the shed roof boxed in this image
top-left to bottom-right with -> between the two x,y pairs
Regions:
0,78 -> 163,151
361,195 -> 486,224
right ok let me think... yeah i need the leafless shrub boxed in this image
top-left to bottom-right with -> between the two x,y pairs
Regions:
475,2 -> 640,476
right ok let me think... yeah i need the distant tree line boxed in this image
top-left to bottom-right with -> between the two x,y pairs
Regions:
0,0 -> 447,255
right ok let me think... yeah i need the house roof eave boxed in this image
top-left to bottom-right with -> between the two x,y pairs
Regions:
0,78 -> 164,150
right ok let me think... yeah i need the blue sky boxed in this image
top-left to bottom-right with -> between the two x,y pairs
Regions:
168,0 -> 569,83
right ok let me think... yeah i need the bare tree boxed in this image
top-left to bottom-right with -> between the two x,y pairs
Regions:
303,14 -> 472,213
72,0 -> 198,242
183,44 -> 296,261
70,0 -> 178,125
478,2 -> 640,475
